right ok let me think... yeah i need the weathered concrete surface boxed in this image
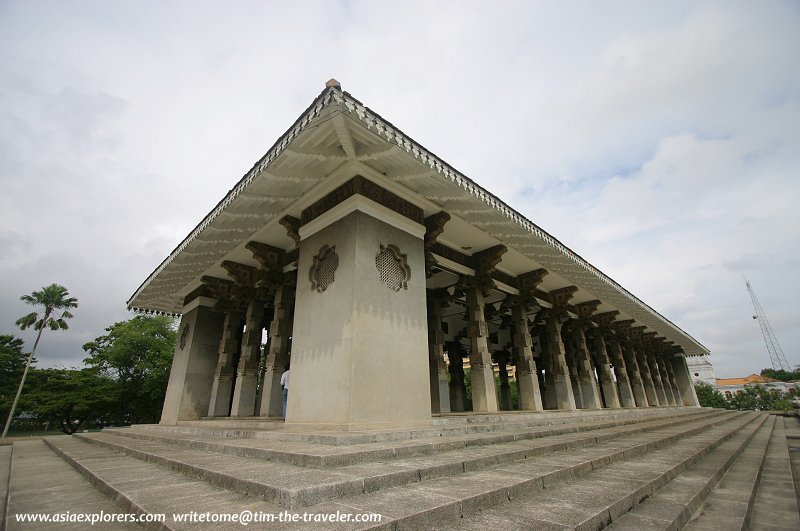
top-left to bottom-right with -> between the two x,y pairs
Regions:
750,415 -> 800,531
5,440 -> 138,530
4,409 -> 799,530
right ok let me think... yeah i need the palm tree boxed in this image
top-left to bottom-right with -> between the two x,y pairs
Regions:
1,284 -> 78,438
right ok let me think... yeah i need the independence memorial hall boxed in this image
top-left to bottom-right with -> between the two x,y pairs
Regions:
128,80 -> 703,431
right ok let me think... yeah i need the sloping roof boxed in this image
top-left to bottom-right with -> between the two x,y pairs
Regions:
716,374 -> 779,386
127,82 -> 709,356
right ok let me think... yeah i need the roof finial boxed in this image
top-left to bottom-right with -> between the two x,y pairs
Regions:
325,78 -> 341,90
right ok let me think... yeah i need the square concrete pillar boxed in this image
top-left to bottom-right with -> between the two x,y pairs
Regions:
259,284 -> 293,417
590,334 -> 620,409
672,355 -> 700,406
571,327 -> 602,409
635,349 -> 659,406
230,299 -> 265,417
161,301 -> 225,424
427,293 -> 451,414
511,303 -> 543,411
606,338 -> 636,408
647,351 -> 669,405
622,343 -> 650,407
466,286 -> 499,414
288,205 -> 431,430
208,309 -> 242,417
544,315 -> 577,411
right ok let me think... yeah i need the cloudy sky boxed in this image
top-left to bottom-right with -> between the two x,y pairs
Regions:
1,0 -> 797,378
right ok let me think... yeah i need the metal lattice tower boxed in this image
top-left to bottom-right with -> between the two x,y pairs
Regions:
745,278 -> 791,371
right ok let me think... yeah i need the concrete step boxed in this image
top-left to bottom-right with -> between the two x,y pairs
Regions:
749,415 -> 800,530
314,411 -> 763,529
4,440 -> 140,530
140,406 -> 705,446
97,409 -> 722,468
38,436 -> 289,531
453,412 -> 766,530
607,413 -> 773,530
681,415 -> 775,530
47,412 -> 742,509
59,411 -> 740,509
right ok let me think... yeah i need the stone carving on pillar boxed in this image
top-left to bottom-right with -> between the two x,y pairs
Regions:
538,285 -> 578,411
629,325 -> 659,406
612,319 -> 650,407
446,341 -> 467,412
470,244 -> 507,296
423,211 -> 450,278
592,310 -> 630,408
507,271 -> 546,411
259,277 -> 295,417
643,332 -> 669,406
493,350 -> 514,410
662,345 -> 684,405
207,307 -> 243,417
427,288 -> 451,414
279,216 -> 301,248
309,244 -> 339,293
566,301 -> 603,410
652,339 -> 678,406
464,276 -> 499,413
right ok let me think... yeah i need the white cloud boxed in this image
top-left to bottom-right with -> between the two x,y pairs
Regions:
0,0 -> 798,378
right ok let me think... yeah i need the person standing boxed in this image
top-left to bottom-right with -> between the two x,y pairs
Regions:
280,365 -> 290,418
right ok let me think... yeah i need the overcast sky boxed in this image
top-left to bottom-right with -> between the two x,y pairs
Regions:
1,1 -> 798,378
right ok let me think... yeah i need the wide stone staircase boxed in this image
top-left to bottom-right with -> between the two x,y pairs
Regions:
3,407 -> 799,530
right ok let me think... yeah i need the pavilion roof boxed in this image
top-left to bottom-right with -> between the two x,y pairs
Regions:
128,82 -> 709,356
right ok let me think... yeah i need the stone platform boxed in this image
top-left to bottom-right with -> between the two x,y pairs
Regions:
3,408 -> 799,530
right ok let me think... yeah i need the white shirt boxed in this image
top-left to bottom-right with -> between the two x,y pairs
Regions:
280,370 -> 290,390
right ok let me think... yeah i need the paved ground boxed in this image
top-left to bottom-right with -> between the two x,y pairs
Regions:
4,440 -> 139,530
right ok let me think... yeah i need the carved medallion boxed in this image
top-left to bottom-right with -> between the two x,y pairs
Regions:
375,244 -> 411,292
309,245 -> 338,293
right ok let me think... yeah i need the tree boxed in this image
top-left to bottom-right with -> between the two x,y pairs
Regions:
83,315 -> 176,424
694,382 -> 727,409
2,284 -> 78,438
760,367 -> 800,382
24,368 -> 117,434
0,335 -> 34,427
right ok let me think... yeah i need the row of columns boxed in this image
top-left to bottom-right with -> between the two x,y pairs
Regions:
426,282 -> 699,415
203,244 -> 296,419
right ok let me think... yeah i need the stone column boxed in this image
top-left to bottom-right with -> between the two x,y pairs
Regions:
230,298 -> 266,417
162,301 -> 225,424
543,312 -> 577,411
511,302 -> 543,411
671,355 -> 700,406
427,291 -> 451,414
447,346 -> 466,412
664,357 -> 683,405
466,286 -> 499,413
495,351 -> 513,410
656,355 -> 677,406
606,338 -> 636,408
636,348 -> 660,406
590,332 -> 620,408
647,351 -> 669,405
564,340 -> 584,409
570,324 -> 602,409
258,283 -> 294,417
622,342 -> 650,407
208,308 -> 243,417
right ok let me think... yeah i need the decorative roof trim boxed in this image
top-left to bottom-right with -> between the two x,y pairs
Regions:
127,87 -> 339,310
127,84 -> 707,356
330,89 -> 708,355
